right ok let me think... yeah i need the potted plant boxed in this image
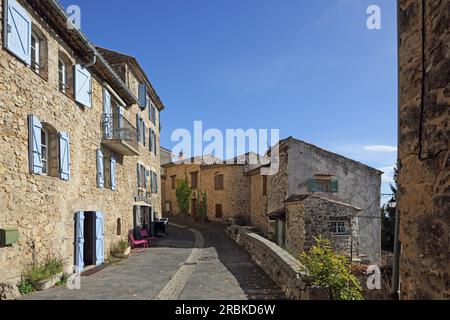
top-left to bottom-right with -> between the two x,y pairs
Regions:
26,258 -> 64,292
111,239 -> 131,259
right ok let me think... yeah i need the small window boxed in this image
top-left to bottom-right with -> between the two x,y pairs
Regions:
214,174 -> 224,190
40,128 -> 48,175
29,26 -> 48,78
316,180 -> 331,192
171,175 -> 176,190
58,59 -> 67,93
116,218 -> 122,236
31,32 -> 41,74
58,53 -> 74,97
215,204 -> 223,218
191,172 -> 199,189
330,219 -> 349,235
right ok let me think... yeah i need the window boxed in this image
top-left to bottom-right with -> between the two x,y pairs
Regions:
307,176 -> 339,193
316,180 -> 331,192
330,219 -> 349,235
116,218 -> 122,236
28,114 -> 70,180
214,174 -> 224,190
191,172 -> 199,189
262,175 -> 268,196
58,59 -> 67,93
171,175 -> 176,190
31,32 -> 40,74
59,52 -> 74,97
40,128 -> 48,175
215,204 -> 223,218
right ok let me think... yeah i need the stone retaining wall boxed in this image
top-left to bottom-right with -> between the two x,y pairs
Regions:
227,225 -> 329,300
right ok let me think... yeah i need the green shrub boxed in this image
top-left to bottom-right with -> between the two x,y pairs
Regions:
113,239 -> 129,253
299,236 -> 364,300
176,178 -> 192,214
26,258 -> 64,282
56,273 -> 70,287
18,279 -> 34,295
197,192 -> 208,219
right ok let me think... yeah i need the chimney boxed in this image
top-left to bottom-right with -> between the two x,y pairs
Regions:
178,152 -> 184,162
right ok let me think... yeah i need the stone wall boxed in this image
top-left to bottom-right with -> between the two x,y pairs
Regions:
398,0 -> 450,299
0,0 -> 162,284
249,174 -> 269,233
227,225 -> 329,300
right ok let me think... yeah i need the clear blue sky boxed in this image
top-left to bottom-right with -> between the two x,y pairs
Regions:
60,0 -> 398,196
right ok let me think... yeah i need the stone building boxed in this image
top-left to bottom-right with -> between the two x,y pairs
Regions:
268,195 -> 361,259
161,155 -> 251,222
248,137 -> 382,263
162,137 -> 382,263
398,0 -> 449,299
0,0 -> 164,286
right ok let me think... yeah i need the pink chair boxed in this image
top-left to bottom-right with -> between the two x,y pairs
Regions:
129,232 -> 148,249
140,229 -> 152,244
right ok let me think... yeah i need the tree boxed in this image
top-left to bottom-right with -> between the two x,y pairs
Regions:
299,236 -> 364,300
381,167 -> 398,252
175,177 -> 192,214
197,191 -> 208,221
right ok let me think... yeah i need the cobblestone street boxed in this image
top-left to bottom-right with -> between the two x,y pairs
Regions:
22,217 -> 285,300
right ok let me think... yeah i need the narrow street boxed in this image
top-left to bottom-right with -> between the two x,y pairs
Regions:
22,217 -> 285,300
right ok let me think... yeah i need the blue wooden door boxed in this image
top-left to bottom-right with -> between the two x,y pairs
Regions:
75,212 -> 85,273
95,212 -> 104,265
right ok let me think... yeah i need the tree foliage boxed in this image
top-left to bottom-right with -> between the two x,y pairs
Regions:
299,236 -> 364,300
197,191 -> 208,220
381,167 -> 398,252
175,178 -> 192,214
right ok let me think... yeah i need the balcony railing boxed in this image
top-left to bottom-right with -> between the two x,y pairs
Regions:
101,113 -> 140,156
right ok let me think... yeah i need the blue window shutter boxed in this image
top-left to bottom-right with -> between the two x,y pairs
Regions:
95,212 -> 104,265
58,132 -> 71,181
138,84 -> 147,108
5,0 -> 32,65
96,149 -> 104,188
75,212 -> 85,273
136,114 -> 140,142
331,179 -> 339,193
136,163 -> 141,188
153,131 -> 157,155
149,127 -> 152,152
143,123 -> 146,146
110,155 -> 117,191
74,64 -> 92,108
102,88 -> 111,138
28,114 -> 43,174
155,172 -> 158,194
307,179 -> 316,192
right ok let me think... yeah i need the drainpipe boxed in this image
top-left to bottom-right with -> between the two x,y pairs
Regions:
391,0 -> 402,300
83,52 -> 97,68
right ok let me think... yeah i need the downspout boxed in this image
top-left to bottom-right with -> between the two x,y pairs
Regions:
391,0 -> 402,300
83,52 -> 97,68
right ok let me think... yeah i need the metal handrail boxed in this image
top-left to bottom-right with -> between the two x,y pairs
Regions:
102,113 -> 139,151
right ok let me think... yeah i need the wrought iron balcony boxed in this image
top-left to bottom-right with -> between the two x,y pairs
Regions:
101,113 -> 140,156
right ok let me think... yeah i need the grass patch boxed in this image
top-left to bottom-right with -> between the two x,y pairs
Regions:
26,258 -> 64,282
